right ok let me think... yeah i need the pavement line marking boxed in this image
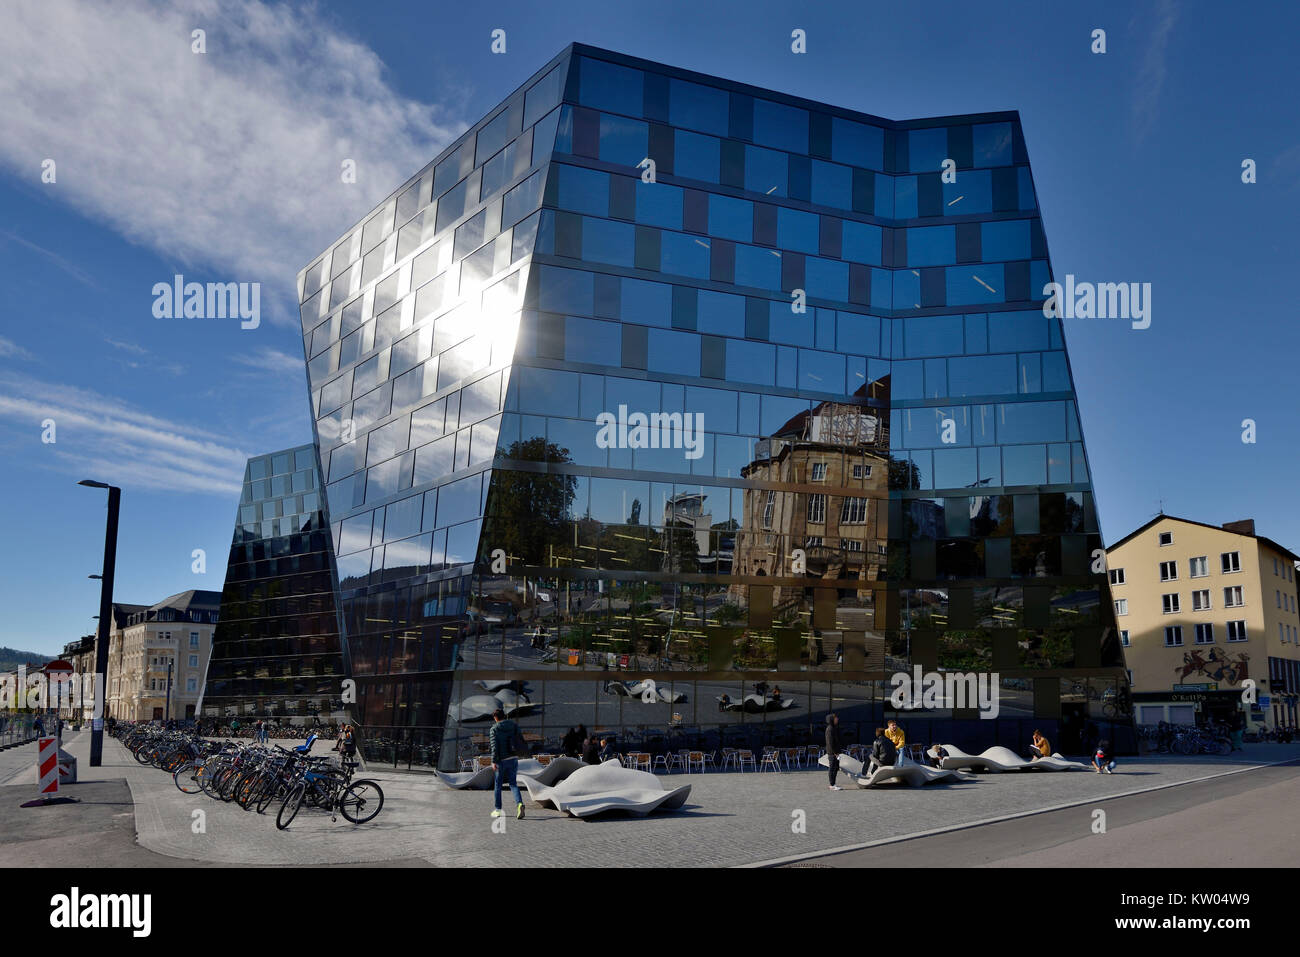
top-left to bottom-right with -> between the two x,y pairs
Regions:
741,757 -> 1300,869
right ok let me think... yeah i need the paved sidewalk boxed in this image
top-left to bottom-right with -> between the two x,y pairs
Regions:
7,732 -> 1297,867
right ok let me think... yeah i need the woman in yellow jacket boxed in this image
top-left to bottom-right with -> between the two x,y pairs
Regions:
885,720 -> 906,764
1030,729 -> 1050,760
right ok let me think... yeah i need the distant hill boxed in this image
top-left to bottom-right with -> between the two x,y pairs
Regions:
0,647 -> 55,672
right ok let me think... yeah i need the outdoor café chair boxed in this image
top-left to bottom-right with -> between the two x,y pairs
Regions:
759,750 -> 782,772
735,749 -> 756,772
687,751 -> 706,774
783,747 -> 802,770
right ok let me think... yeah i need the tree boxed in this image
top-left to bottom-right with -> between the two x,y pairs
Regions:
484,438 -> 578,566
888,455 -> 921,491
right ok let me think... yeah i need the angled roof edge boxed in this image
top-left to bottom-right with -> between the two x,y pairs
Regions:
1106,513 -> 1300,563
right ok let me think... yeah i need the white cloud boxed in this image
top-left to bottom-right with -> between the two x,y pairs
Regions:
0,0 -> 467,323
0,371 -> 249,495
1130,0 -> 1179,142
231,345 -> 306,376
103,337 -> 186,375
0,336 -> 33,361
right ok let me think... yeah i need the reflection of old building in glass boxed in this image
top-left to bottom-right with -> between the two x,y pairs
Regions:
198,445 -> 348,732
733,386 -> 890,604
295,44 -> 1133,770
662,492 -> 733,574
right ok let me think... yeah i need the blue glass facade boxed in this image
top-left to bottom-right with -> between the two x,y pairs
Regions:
297,45 -> 1133,770
199,444 -> 346,731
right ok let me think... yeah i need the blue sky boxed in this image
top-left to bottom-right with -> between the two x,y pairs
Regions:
2,0 -> 1297,653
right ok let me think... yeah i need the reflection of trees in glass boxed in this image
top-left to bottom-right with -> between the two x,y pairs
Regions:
938,630 -> 991,672
664,523 -> 700,573
595,523 -> 654,572
1017,627 -> 1073,668
487,439 -> 577,565
888,456 -> 921,491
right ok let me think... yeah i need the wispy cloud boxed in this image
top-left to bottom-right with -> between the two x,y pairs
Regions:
0,371 -> 248,495
231,345 -> 306,376
0,0 -> 467,324
1267,143 -> 1300,189
1130,0 -> 1179,143
104,336 -> 186,375
0,336 -> 33,361
0,230 -> 100,289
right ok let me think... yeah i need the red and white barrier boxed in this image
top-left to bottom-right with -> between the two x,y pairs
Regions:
38,736 -> 59,796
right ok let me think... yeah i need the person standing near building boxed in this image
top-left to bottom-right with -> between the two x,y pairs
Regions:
825,713 -> 843,790
581,732 -> 601,765
488,709 -> 525,820
1229,710 -> 1246,752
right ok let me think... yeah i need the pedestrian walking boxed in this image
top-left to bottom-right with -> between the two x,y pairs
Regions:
825,713 -> 843,790
488,709 -> 525,820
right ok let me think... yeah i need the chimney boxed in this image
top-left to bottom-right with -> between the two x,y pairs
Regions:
1222,519 -> 1256,536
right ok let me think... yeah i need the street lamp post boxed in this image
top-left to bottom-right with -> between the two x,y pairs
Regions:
164,659 -> 173,724
79,479 -> 120,767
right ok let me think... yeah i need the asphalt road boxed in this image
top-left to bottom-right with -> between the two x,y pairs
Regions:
781,759 -> 1300,867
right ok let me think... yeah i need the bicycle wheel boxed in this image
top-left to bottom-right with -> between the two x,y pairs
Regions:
217,768 -> 244,801
276,783 -> 306,830
163,751 -> 188,773
173,761 -> 204,794
1212,739 -> 1231,756
255,780 -> 282,814
197,762 -> 224,798
235,774 -> 262,809
339,780 -> 384,824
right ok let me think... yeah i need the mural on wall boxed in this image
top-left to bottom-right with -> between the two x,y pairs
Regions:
1176,648 -> 1250,684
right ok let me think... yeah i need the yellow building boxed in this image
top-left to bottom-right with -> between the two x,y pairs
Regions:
104,591 -> 221,722
1107,516 -> 1300,732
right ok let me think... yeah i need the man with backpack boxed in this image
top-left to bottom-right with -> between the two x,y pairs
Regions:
488,708 -> 525,820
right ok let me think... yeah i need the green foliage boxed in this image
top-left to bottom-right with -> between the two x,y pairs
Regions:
0,647 -> 54,672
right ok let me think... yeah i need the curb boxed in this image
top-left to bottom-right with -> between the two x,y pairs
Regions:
741,756 -> 1300,868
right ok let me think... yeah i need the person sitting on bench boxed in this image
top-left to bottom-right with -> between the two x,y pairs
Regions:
885,720 -> 906,765
868,727 -> 897,775
1030,729 -> 1051,760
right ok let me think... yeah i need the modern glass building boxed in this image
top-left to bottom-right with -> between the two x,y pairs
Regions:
296,44 -> 1135,770
198,444 -> 348,733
